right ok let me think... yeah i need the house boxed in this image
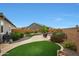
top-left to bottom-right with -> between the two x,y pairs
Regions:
0,13 -> 16,34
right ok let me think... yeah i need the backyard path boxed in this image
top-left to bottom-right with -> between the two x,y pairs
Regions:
0,34 -> 50,56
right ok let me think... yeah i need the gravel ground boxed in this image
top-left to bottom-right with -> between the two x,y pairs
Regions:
64,48 -> 79,56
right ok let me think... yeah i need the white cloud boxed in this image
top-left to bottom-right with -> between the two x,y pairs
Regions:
63,14 -> 79,18
55,18 -> 63,21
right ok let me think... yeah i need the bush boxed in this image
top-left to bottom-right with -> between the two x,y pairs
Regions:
63,40 -> 77,51
25,32 -> 38,37
11,32 -> 24,41
50,32 -> 67,43
25,31 -> 32,34
25,33 -> 32,37
20,33 -> 24,38
34,31 -> 38,33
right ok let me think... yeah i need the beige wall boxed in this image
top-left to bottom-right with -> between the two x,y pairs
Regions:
0,16 -> 16,33
63,28 -> 79,54
63,29 -> 78,40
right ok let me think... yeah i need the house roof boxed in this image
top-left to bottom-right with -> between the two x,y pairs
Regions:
0,13 -> 16,27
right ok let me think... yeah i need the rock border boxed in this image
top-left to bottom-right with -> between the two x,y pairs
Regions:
56,43 -> 65,56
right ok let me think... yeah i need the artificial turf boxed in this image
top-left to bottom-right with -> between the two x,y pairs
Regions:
3,41 -> 60,56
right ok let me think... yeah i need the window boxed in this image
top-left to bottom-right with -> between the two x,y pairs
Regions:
1,25 -> 3,32
0,20 -> 4,33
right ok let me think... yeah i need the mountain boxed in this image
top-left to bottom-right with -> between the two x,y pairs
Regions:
26,23 -> 44,30
20,23 -> 53,31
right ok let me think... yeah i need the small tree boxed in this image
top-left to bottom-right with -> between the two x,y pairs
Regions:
50,32 -> 67,43
40,26 -> 49,33
40,26 -> 49,38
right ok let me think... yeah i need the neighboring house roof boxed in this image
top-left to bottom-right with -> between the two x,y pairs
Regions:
0,13 -> 16,27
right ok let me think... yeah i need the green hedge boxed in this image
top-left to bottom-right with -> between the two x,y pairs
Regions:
11,32 -> 24,41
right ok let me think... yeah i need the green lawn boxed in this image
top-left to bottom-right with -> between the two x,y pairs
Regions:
3,41 -> 60,56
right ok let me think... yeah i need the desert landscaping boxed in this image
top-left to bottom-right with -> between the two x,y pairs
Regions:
0,22 -> 79,56
0,3 -> 79,56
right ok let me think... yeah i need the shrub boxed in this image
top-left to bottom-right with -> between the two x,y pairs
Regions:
50,32 -> 67,43
20,33 -> 24,38
63,40 -> 77,51
11,32 -> 23,41
25,33 -> 32,37
25,31 -> 31,34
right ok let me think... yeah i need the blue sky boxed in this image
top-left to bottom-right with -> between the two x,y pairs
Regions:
0,3 -> 79,28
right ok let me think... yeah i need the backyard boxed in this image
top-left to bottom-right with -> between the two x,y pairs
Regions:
0,24 -> 79,56
0,3 -> 79,57
0,33 -> 79,56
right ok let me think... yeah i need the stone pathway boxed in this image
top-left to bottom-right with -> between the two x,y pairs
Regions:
0,35 -> 50,56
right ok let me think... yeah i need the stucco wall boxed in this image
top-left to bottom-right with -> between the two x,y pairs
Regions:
0,16 -> 16,33
63,28 -> 79,54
